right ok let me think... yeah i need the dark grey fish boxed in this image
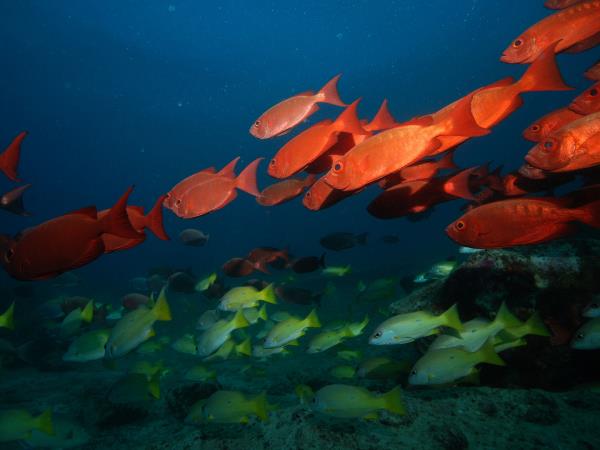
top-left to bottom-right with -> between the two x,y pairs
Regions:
179,229 -> 210,247
320,232 -> 367,251
0,184 -> 31,216
291,253 -> 326,273
275,285 -> 321,306
168,272 -> 197,293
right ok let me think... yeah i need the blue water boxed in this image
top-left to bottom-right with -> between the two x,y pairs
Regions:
0,1 -> 597,287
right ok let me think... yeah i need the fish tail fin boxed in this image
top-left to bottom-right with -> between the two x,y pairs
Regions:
81,301 -> 94,323
518,41 -> 572,93
523,312 -> 551,337
235,337 -> 252,357
441,303 -> 463,332
304,308 -> 321,328
383,386 -> 406,416
0,131 -> 26,182
236,158 -> 263,197
0,302 -> 15,330
152,287 -> 172,321
367,99 -> 398,131
99,186 -> 142,239
148,373 -> 161,399
348,315 -> 369,336
577,199 -> 600,228
260,283 -> 277,304
258,304 -> 268,321
493,302 -> 523,329
356,232 -> 368,245
317,74 -> 346,106
232,309 -> 250,329
144,194 -> 169,240
477,340 -> 506,366
253,391 -> 270,421
333,98 -> 366,135
438,151 -> 458,170
35,409 -> 54,436
443,92 -> 490,137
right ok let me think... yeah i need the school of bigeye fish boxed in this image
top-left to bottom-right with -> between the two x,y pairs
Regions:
0,0 -> 600,439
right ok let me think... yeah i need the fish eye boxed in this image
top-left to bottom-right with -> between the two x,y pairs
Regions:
254,120 -> 261,128
175,199 -> 182,206
270,159 -> 276,166
576,333 -> 585,340
373,331 -> 382,339
305,191 -> 311,198
513,38 -> 523,48
530,124 -> 540,132
543,140 -> 555,150
589,88 -> 598,97
455,221 -> 465,231
410,370 -> 416,375
333,162 -> 343,172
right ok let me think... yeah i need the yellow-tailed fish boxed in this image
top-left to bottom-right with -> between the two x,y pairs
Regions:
195,272 -> 217,292
330,365 -> 356,379
63,329 -> 111,362
252,345 -> 289,359
314,384 -> 405,419
105,287 -> 171,359
370,304 -> 463,345
196,309 -> 219,331
218,283 -> 277,312
408,340 -> 505,386
204,337 -> 252,362
336,349 -> 363,361
503,311 -> 550,339
172,334 -> 198,355
308,316 -> 368,353
197,310 -> 250,357
0,409 -> 53,442
108,373 -> 161,403
322,265 -> 351,277
59,300 -> 94,338
241,305 -> 268,324
357,357 -> 412,379
571,317 -> 600,350
23,416 -> 89,449
129,360 -> 167,380
264,309 -> 321,348
0,302 -> 15,330
185,364 -> 217,382
186,390 -> 273,424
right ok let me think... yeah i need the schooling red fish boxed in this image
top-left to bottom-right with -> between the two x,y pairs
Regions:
99,194 -> 169,253
302,177 -> 358,211
446,188 -> 600,248
250,74 -> 346,139
500,1 -> 600,64
0,132 -> 27,182
222,257 -> 269,277
523,107 -> 583,142
585,60 -> 600,80
0,187 -> 142,280
257,175 -> 316,206
569,81 -> 600,115
165,157 -> 262,218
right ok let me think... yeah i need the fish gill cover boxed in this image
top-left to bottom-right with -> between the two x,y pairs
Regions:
0,1 -> 599,449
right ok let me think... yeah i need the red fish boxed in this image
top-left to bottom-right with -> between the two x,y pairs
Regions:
446,191 -> 600,248
569,81 -> 600,115
525,111 -> 600,172
363,99 -> 400,132
500,1 -> 600,64
257,175 -> 316,206
502,171 -> 576,197
164,163 -> 226,211
518,163 -> 549,179
322,91 -> 488,192
368,177 -> 454,219
268,99 -> 367,178
545,0 -> 586,8
165,158 -> 262,218
222,257 -> 268,277
100,194 -> 169,253
0,132 -> 26,182
247,247 -> 289,265
585,60 -> 600,80
397,151 -> 457,183
0,184 -> 31,216
302,177 -> 357,211
250,75 -> 346,139
0,187 -> 142,280
523,107 -> 583,142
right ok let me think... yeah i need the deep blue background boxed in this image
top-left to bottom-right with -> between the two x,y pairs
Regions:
0,1 -> 598,290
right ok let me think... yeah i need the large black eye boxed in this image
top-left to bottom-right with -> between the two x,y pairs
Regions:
373,331 -> 382,339
589,88 -> 598,97
333,162 -> 343,172
270,159 -> 276,166
410,370 -> 416,375
175,199 -> 182,206
513,39 -> 523,48
530,124 -> 540,132
305,191 -> 311,198
455,221 -> 465,231
254,120 -> 261,128
576,333 -> 584,340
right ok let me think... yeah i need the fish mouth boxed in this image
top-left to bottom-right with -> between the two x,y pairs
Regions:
323,175 -> 350,191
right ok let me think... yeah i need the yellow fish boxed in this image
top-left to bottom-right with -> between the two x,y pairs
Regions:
203,337 -> 251,362
186,391 -> 273,424
308,316 -> 368,353
59,300 -> 94,338
63,329 -> 111,362
264,309 -> 320,348
218,284 -> 277,311
197,310 -> 249,357
195,272 -> 217,292
314,384 -> 405,419
0,409 -> 53,442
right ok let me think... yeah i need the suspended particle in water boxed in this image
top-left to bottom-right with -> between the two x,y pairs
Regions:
168,5 -> 176,13
336,32 -> 343,40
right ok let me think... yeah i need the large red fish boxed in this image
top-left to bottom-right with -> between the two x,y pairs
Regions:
0,132 -> 26,182
165,158 -> 262,218
363,99 -> 401,132
257,175 -> 316,206
500,1 -> 600,64
250,75 -> 346,139
222,257 -> 268,277
525,111 -> 600,172
0,187 -> 142,280
268,99 -> 367,178
523,107 -> 583,142
100,194 -> 169,253
569,81 -> 600,115
321,91 -> 489,191
446,191 -> 600,248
